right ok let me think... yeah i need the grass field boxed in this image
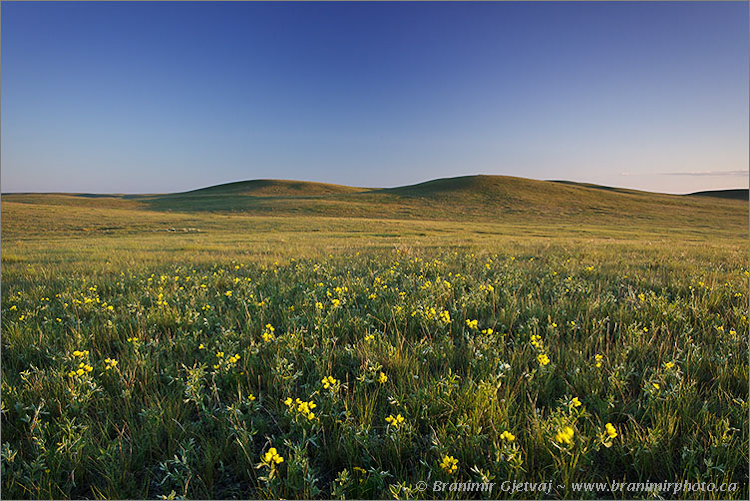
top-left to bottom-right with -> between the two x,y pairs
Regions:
1,176 -> 748,499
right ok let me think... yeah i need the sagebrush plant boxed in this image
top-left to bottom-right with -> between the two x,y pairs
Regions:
2,236 -> 747,499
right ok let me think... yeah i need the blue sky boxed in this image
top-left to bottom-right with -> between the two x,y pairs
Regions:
2,1 -> 748,194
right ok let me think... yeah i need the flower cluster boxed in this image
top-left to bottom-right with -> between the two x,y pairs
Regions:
439,310 -> 451,324
104,358 -> 118,370
68,362 -> 93,378
213,352 -> 240,371
321,375 -> 338,390
284,397 -> 316,420
555,426 -> 575,445
530,334 -> 551,367
262,324 -> 275,342
605,422 -> 617,439
385,413 -> 405,429
500,430 -> 515,442
262,447 -> 284,465
440,455 -> 458,474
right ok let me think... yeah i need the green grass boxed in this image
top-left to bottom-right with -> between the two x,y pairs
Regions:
1,177 -> 748,499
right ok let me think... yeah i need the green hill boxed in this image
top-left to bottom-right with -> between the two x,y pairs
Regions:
689,188 -> 748,201
172,179 -> 366,197
2,175 -> 747,237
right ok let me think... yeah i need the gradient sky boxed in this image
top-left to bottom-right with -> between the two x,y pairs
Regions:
2,1 -> 748,194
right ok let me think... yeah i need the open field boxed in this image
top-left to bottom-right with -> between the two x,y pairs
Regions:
1,177 -> 748,499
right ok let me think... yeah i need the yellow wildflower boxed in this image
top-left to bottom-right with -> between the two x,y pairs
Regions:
440,455 -> 458,474
321,375 -> 337,390
595,354 -> 603,368
555,426 -> 575,445
385,414 -> 405,429
500,430 -> 515,442
378,372 -> 388,384
439,310 -> 451,324
262,447 -> 284,465
605,423 -> 617,439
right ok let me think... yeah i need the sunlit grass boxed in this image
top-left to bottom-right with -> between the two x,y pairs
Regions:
1,192 -> 748,499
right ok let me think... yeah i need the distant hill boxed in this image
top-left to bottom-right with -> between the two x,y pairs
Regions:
688,189 -> 748,201
3,175 -> 747,232
173,179 -> 366,197
121,175 -> 745,228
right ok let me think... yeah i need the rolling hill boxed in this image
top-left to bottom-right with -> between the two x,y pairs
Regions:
130,175 -> 745,227
689,188 -> 748,201
171,179 -> 366,197
2,175 -> 747,238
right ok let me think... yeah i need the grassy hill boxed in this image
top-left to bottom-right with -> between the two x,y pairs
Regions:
172,179 -> 366,197
129,174 -> 747,232
2,175 -> 747,242
689,188 -> 748,201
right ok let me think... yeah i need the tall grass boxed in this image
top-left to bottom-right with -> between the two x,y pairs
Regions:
2,236 -> 747,499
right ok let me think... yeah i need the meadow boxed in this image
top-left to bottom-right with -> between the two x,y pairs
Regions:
1,177 -> 748,499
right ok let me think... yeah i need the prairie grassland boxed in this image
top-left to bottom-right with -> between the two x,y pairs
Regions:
1,191 -> 748,499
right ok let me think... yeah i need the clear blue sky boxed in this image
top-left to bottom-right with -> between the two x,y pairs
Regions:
2,1 -> 748,194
